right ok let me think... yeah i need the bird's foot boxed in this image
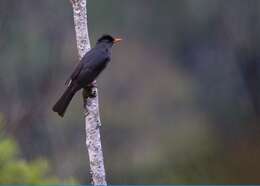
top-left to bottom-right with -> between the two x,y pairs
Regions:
87,82 -> 97,98
83,83 -> 97,99
88,90 -> 97,98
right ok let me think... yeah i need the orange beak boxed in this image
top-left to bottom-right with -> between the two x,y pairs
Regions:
113,38 -> 123,44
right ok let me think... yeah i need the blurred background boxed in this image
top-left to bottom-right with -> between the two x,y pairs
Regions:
0,0 -> 260,184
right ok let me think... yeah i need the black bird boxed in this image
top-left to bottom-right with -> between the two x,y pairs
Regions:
53,34 -> 122,117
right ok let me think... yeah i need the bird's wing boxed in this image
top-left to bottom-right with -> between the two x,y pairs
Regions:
84,49 -> 110,69
65,49 -> 95,86
65,62 -> 83,86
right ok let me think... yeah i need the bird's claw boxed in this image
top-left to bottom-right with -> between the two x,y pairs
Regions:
83,83 -> 97,99
86,82 -> 97,98
89,89 -> 97,98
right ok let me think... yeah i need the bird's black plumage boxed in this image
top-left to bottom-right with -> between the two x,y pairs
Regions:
97,34 -> 114,43
53,34 -> 121,117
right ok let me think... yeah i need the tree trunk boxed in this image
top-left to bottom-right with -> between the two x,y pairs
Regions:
70,0 -> 107,185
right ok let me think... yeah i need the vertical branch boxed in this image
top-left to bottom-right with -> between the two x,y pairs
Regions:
71,0 -> 107,185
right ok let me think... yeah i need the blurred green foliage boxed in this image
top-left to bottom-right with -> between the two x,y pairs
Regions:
0,116 -> 76,184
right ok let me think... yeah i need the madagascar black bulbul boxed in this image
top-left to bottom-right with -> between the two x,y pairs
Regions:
53,34 -> 122,117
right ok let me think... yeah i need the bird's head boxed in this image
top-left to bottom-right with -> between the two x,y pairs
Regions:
97,34 -> 122,46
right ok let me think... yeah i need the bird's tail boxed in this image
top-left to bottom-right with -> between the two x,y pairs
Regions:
52,84 -> 78,117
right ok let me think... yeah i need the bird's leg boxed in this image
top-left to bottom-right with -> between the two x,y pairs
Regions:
88,81 -> 97,98
82,82 -> 97,115
83,81 -> 97,99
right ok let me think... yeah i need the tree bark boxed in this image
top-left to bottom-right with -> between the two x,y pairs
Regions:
70,0 -> 107,185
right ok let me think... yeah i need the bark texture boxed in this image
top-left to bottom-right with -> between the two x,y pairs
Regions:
71,0 -> 107,185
